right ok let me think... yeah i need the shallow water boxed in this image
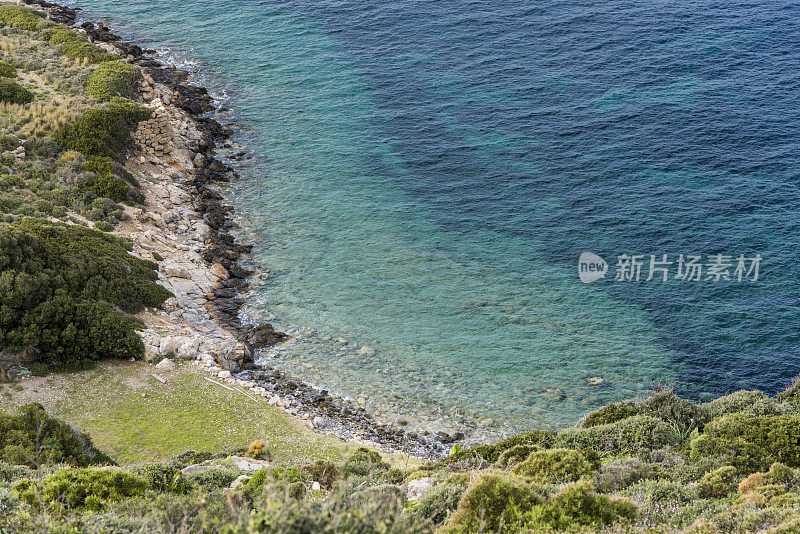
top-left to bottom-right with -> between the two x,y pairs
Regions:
70,0 -> 800,437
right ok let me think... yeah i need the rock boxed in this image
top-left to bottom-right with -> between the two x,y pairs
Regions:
311,481 -> 321,491
155,358 -> 176,372
218,370 -> 231,379
312,416 -> 327,429
539,386 -> 566,401
587,377 -> 605,386
243,323 -> 287,349
268,396 -> 280,406
214,341 -> 249,372
357,346 -> 375,357
229,455 -> 270,472
177,337 -> 201,360
181,464 -> 227,476
406,477 -> 435,501
230,475 -> 251,490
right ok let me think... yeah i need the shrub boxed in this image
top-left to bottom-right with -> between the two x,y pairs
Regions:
446,430 -> 556,465
580,401 -> 638,428
513,480 -> 637,532
55,99 -> 151,159
302,460 -> 338,489
690,414 -> 800,473
0,6 -> 43,31
637,390 -> 706,430
0,221 -> 171,367
246,440 -> 268,461
184,467 -> 239,489
14,468 -> 146,511
0,462 -> 32,483
0,403 -> 114,468
511,448 -> 596,484
0,60 -> 16,78
739,472 -> 766,495
496,444 -> 538,469
556,415 -> 679,454
702,390 -> 773,419
696,466 -> 737,498
342,447 -> 389,478
593,457 -> 667,493
53,32 -> 114,64
137,464 -> 188,494
417,482 -> 466,526
442,474 -> 544,534
0,79 -> 33,105
48,27 -> 85,46
82,156 -> 141,204
87,61 -> 138,101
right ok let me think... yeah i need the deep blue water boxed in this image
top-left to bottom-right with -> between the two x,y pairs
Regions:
70,0 -> 800,436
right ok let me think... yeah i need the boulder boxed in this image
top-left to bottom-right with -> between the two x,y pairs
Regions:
155,358 -> 176,372
243,323 -> 288,349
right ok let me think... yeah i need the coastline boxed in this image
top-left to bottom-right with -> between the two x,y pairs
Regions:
18,0 -> 451,458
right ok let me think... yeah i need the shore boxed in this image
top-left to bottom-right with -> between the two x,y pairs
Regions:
17,0 -> 451,458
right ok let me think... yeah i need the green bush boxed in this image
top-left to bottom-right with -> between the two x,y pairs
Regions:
556,415 -> 679,454
137,464 -> 188,494
0,221 -> 171,367
87,61 -> 138,101
184,467 -> 239,489
690,414 -> 800,473
14,468 -> 146,511
48,30 -> 115,64
0,6 -> 43,31
593,457 -> 667,493
446,430 -> 556,465
442,474 -> 544,534
0,60 -> 16,78
0,79 -> 33,105
342,447 -> 389,478
512,480 -> 637,532
580,401 -> 638,428
48,27 -> 85,46
80,156 -> 143,205
417,482 -> 466,526
302,460 -> 338,489
511,448 -> 596,484
702,390 -> 773,419
55,99 -> 151,159
638,390 -> 706,429
496,444 -> 539,469
0,403 -> 114,468
696,466 -> 738,498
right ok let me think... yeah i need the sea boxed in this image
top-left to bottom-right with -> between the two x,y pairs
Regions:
68,0 -> 800,439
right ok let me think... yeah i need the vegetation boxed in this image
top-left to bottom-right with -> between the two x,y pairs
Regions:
0,6 -> 43,31
55,98 -> 151,159
1,383 -> 800,531
0,78 -> 32,104
0,59 -> 15,78
0,11 -> 158,370
87,61 -> 138,101
0,220 -> 171,369
0,403 -> 113,468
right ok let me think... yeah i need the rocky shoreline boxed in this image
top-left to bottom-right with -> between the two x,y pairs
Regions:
20,0 -> 452,458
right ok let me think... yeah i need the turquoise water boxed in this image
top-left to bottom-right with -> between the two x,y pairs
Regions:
70,0 -> 800,437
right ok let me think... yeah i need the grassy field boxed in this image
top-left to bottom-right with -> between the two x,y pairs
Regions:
0,360 -> 360,465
